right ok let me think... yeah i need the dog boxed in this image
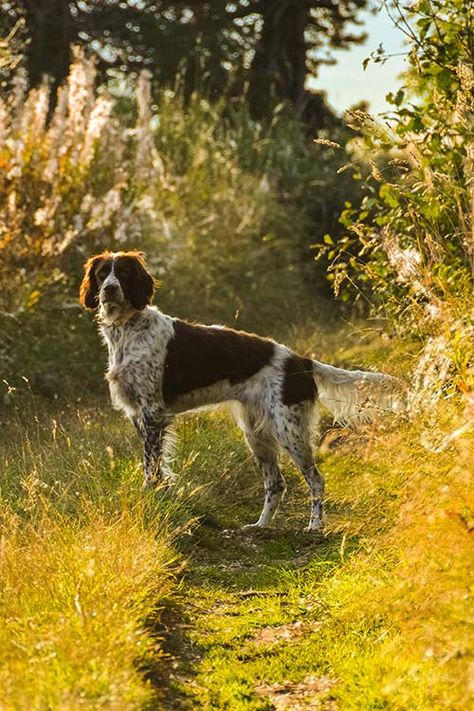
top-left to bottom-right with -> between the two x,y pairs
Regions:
79,250 -> 402,531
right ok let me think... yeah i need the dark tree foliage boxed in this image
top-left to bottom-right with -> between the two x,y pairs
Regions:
0,2 -> 72,92
1,0 -> 368,122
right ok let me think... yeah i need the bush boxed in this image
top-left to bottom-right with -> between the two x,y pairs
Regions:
316,0 -> 474,399
0,50 -> 355,399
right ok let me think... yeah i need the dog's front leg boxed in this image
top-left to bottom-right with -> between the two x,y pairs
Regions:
135,408 -> 172,489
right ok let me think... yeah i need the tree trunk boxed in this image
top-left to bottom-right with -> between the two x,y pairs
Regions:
23,0 -> 72,97
247,0 -> 308,119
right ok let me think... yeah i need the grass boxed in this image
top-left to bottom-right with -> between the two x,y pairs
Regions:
0,403 -> 179,710
1,325 -> 472,709
161,399 -> 473,710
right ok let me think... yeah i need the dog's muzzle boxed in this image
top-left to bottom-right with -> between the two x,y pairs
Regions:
100,276 -> 124,305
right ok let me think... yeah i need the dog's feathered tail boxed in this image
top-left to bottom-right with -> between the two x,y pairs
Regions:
312,360 -> 405,425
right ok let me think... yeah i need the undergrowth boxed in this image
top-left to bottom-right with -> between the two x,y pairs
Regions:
0,404 -> 179,710
1,324 -> 472,708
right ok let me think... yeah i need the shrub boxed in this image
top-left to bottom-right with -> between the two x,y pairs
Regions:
0,50 -> 354,398
316,0 -> 474,399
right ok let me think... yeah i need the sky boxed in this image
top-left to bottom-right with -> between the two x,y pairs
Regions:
310,3 -> 410,115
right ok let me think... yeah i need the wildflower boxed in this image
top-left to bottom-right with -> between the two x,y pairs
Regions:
382,228 -> 425,294
135,70 -> 165,183
81,95 -> 113,167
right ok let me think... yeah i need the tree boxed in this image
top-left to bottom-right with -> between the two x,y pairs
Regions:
323,0 -> 474,320
247,0 -> 368,120
1,0 -> 368,123
0,1 -> 72,98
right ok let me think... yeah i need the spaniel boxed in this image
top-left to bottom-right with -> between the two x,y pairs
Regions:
79,250 -> 402,531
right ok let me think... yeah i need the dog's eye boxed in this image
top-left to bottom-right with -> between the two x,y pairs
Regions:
114,265 -> 129,281
96,266 -> 109,280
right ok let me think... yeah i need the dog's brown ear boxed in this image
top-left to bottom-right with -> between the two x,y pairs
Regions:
79,254 -> 103,310
126,252 -> 157,310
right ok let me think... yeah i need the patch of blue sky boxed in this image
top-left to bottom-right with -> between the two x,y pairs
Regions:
310,4 -> 410,115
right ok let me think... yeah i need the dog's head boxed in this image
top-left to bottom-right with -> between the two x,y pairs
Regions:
79,251 -> 157,322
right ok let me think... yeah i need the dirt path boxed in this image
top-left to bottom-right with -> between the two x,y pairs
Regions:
157,522 -> 342,710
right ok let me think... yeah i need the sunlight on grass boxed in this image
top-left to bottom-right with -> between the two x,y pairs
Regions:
161,393 -> 473,709
0,407 -> 179,709
1,326 -> 472,709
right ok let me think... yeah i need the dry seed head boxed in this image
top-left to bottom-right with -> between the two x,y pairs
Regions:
453,65 -> 473,123
67,49 -> 96,139
455,62 -> 474,95
332,269 -> 345,297
85,186 -> 122,231
382,228 -> 425,293
44,84 -> 69,182
336,163 -> 353,175
32,86 -> 49,136
348,223 -> 370,242
388,158 -> 410,172
370,161 -> 384,182
0,98 -> 10,145
81,95 -> 113,167
9,67 -> 27,125
137,70 -> 153,122
313,138 -> 341,149
135,69 -> 165,182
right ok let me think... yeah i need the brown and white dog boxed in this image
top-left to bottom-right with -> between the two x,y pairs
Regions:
79,250 -> 401,531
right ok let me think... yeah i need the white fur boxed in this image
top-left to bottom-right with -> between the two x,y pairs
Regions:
83,250 -> 405,529
312,360 -> 404,425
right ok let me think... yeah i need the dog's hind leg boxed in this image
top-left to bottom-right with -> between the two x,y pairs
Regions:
271,404 -> 325,531
238,408 -> 286,528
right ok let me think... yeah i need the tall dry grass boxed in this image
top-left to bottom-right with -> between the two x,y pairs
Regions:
0,403 -> 179,709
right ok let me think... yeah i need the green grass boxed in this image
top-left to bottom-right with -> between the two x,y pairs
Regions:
163,404 -> 473,710
0,403 -> 178,710
1,327 -> 472,709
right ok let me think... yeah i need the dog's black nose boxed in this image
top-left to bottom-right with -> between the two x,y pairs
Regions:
103,283 -> 118,296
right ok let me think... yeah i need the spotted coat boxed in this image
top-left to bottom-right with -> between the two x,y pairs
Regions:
79,251 -> 402,531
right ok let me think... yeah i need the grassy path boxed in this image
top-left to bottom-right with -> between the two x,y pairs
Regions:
1,368 -> 472,709
160,525 -> 340,710
153,405 -> 473,711
152,414 -> 351,710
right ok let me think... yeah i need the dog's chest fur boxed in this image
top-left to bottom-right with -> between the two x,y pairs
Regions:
101,307 -> 174,418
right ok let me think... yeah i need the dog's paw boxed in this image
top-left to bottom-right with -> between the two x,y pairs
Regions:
142,477 -> 168,492
304,520 -> 325,534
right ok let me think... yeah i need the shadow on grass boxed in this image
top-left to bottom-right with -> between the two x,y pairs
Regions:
141,413 -> 352,707
150,514 -> 348,709
143,600 -> 202,711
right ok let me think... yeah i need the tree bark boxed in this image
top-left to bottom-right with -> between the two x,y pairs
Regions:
247,0 -> 308,119
22,0 -> 72,96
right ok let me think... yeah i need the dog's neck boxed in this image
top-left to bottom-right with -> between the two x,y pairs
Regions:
97,302 -> 140,328
97,305 -> 164,342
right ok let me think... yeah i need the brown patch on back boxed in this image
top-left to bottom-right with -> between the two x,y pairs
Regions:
162,320 -> 275,406
281,354 -> 317,405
